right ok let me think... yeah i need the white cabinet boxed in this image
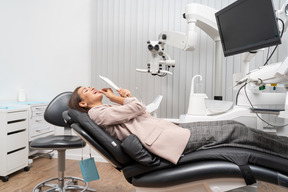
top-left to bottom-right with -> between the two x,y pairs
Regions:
0,102 -> 55,181
0,108 -> 30,182
28,104 -> 54,141
0,102 -> 55,141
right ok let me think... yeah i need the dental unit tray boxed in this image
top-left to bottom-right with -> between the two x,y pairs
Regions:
250,107 -> 284,115
99,75 -> 120,90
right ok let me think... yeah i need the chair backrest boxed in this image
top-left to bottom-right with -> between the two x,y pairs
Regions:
65,109 -> 133,168
44,92 -> 72,127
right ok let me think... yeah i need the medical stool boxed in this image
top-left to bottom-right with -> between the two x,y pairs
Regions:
30,92 -> 95,192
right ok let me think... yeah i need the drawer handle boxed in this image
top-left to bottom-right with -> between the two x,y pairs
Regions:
8,119 -> 26,124
34,107 -> 45,110
8,129 -> 26,135
7,147 -> 26,155
32,112 -> 44,117
36,127 -> 51,132
35,119 -> 45,123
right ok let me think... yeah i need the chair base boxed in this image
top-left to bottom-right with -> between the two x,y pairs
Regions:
135,178 -> 258,192
32,176 -> 96,192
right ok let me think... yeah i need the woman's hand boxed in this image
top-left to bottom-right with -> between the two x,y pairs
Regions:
118,88 -> 131,98
100,88 -> 126,105
99,88 -> 115,100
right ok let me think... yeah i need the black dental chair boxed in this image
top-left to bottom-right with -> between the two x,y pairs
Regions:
30,92 -> 95,192
63,108 -> 288,192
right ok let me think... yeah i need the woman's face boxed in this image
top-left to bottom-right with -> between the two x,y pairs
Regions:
77,86 -> 103,108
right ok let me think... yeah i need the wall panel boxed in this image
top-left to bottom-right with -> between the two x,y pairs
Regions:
92,0 -> 287,118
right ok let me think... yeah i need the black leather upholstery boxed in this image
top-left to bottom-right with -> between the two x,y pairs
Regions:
68,109 -> 131,165
71,123 -> 124,169
29,92 -> 94,191
122,147 -> 288,187
30,92 -> 86,150
65,109 -> 288,189
130,160 -> 288,188
30,135 -> 85,149
121,134 -> 161,166
44,92 -> 72,127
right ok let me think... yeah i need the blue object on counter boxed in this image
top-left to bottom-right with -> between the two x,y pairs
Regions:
9,101 -> 47,105
0,106 -> 22,110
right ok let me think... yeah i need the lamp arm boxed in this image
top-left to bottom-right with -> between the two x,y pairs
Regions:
137,3 -> 220,77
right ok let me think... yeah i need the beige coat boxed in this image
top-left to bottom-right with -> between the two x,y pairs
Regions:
88,97 -> 190,164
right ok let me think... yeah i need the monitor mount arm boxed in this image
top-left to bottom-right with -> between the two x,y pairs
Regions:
277,0 -> 288,33
238,0 -> 288,76
233,1 -> 288,120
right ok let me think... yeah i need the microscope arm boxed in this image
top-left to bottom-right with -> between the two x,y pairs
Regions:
137,3 -> 219,76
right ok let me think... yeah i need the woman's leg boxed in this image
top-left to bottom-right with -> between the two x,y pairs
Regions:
180,120 -> 288,158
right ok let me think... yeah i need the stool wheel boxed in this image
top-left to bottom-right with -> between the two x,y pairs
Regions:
2,176 -> 9,182
24,166 -> 30,172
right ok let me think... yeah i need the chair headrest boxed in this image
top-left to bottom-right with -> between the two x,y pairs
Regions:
44,92 -> 72,127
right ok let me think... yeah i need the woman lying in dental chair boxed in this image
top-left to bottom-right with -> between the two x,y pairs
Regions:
68,86 -> 288,165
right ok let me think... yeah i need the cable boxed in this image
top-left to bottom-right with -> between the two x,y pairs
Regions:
278,18 -> 285,38
263,45 -> 279,66
235,82 -> 247,105
263,18 -> 285,66
243,83 -> 288,128
235,18 -> 287,128
266,47 -> 270,62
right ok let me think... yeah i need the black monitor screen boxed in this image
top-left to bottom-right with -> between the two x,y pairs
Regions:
215,0 -> 281,57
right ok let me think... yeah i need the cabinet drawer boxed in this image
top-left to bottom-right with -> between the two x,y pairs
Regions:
7,130 -> 27,152
7,110 -> 27,122
31,111 -> 45,117
30,116 -> 53,135
7,120 -> 28,133
31,106 -> 46,117
6,147 -> 28,174
30,116 -> 46,128
31,125 -> 53,138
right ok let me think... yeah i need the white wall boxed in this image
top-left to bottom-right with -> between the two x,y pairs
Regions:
0,0 -> 92,102
0,0 -> 96,161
